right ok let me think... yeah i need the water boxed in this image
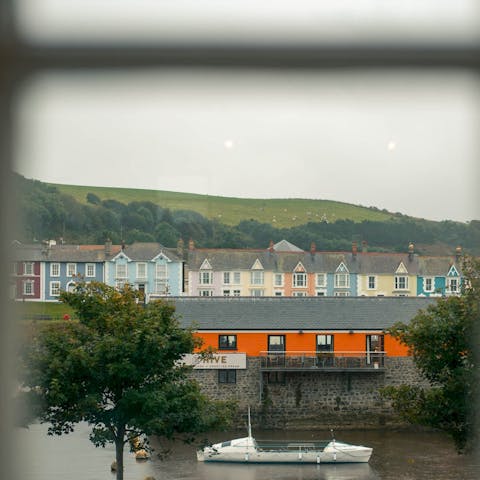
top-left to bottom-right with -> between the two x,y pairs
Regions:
15,423 -> 479,480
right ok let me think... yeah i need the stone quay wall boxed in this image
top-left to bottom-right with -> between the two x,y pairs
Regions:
190,356 -> 428,429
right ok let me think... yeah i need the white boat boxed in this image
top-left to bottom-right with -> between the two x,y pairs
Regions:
197,409 -> 372,464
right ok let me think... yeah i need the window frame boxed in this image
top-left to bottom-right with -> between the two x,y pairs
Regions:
199,270 -> 213,285
85,263 -> 96,277
218,369 -> 236,384
394,275 -> 409,290
293,272 -> 307,288
218,334 -> 237,350
23,262 -> 34,276
250,270 -> 264,285
50,280 -> 61,297
50,262 -> 60,277
66,262 -> 77,277
23,279 -> 34,295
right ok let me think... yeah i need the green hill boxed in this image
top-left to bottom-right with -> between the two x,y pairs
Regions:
52,183 -> 395,229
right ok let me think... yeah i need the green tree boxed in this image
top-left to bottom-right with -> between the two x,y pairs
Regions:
19,282 -> 233,480
382,257 -> 479,452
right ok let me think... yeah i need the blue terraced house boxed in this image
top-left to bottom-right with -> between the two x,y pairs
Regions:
417,251 -> 463,297
104,242 -> 185,301
43,242 -> 110,301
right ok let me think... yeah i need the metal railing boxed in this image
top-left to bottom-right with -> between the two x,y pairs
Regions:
260,351 -> 386,371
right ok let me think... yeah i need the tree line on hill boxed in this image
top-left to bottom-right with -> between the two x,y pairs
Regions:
14,173 -> 480,255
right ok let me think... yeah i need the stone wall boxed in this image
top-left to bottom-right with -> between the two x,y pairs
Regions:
190,356 -> 428,429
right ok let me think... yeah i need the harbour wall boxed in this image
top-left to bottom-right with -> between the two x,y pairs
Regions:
190,356 -> 429,429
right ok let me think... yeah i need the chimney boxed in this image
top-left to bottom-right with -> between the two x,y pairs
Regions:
352,241 -> 358,257
310,242 -> 316,256
177,238 -> 185,258
188,239 -> 195,251
268,240 -> 274,253
455,246 -> 462,261
105,238 -> 112,256
408,242 -> 414,261
361,240 -> 368,253
121,240 -> 125,251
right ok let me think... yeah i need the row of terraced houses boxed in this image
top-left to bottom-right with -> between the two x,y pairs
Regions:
10,238 -> 465,426
10,238 -> 464,302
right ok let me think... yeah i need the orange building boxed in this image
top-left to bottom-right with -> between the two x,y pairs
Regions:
174,296 -> 434,371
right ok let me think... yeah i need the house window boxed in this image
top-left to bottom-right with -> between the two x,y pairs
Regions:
274,291 -> 283,296
10,262 -> 18,275
334,291 -> 350,296
233,289 -> 241,296
424,277 -> 434,292
394,275 -> 408,290
223,271 -> 240,284
447,278 -> 459,293
250,289 -> 264,297
156,263 -> 167,279
317,334 -> 334,350
199,289 -> 213,296
23,262 -> 34,275
218,370 -> 236,384
136,262 -> 147,279
155,280 -> 168,294
335,273 -> 349,288
155,263 -> 168,294
199,271 -> 213,285
316,290 -> 326,296
23,280 -> 34,295
223,289 -> 231,296
293,272 -> 307,288
316,273 -> 326,287
67,263 -> 77,277
250,270 -> 264,285
368,276 -> 376,289
274,273 -> 284,287
116,263 -> 127,279
268,335 -> 285,352
50,263 -> 60,277
219,335 -> 237,349
85,263 -> 96,277
50,281 -> 61,297
293,291 -> 307,297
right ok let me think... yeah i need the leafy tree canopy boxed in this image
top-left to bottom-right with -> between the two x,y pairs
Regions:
383,257 -> 480,452
19,282 -> 234,480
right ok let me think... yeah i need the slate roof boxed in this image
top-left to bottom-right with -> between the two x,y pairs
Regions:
418,256 -> 462,276
115,242 -> 182,262
45,244 -> 120,262
170,296 -> 437,331
187,249 -> 425,275
356,253 -> 420,275
9,244 -> 45,261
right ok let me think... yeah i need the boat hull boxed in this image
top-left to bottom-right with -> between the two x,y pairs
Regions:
198,440 -> 372,464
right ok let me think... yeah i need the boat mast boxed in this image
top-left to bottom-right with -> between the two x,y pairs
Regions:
248,406 -> 252,438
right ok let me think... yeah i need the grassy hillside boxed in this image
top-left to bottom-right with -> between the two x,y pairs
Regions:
52,183 -> 395,228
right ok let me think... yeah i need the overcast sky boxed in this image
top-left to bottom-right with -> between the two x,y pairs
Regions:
13,1 -> 480,223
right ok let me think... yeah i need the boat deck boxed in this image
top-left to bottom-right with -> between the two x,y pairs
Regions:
256,440 -> 330,452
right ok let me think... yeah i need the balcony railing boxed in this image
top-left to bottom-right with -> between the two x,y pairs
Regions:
260,351 -> 386,371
